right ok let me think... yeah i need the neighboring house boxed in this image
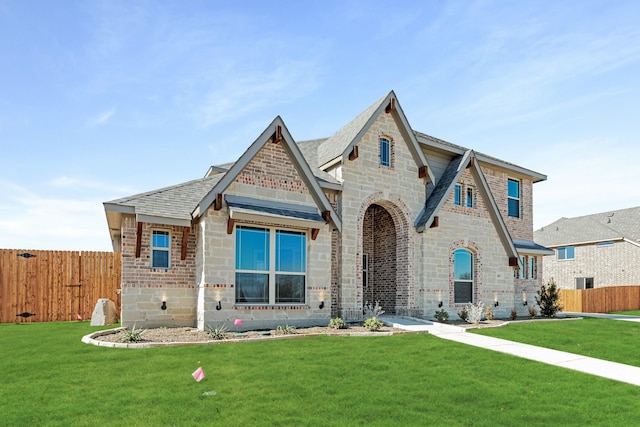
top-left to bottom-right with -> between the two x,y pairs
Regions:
534,207 -> 640,290
104,91 -> 550,330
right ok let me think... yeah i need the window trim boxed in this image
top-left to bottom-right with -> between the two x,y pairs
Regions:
507,178 -> 521,218
466,187 -> 474,208
453,248 -> 474,304
454,184 -> 462,206
151,229 -> 171,269
379,136 -> 391,167
235,225 -> 308,306
557,246 -> 575,260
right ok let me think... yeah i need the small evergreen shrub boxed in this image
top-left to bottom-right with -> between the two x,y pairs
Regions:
119,325 -> 145,343
275,324 -> 297,335
528,306 -> 537,318
510,309 -> 518,320
207,324 -> 228,340
485,305 -> 494,320
536,279 -> 563,317
457,307 -> 468,322
328,317 -> 347,329
434,309 -> 449,323
363,317 -> 383,331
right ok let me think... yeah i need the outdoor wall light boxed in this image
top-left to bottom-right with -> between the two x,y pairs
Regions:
216,300 -> 222,311
161,301 -> 167,310
523,300 -> 528,306
494,301 -> 499,307
319,301 -> 325,309
438,301 -> 443,308
522,291 -> 528,306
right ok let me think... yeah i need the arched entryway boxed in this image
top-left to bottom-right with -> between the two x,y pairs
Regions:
362,204 -> 398,314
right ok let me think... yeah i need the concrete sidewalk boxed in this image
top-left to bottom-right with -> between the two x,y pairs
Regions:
381,315 -> 640,387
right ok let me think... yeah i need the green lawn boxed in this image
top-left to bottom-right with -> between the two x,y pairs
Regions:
1,321 -> 639,426
472,317 -> 640,367
611,310 -> 640,316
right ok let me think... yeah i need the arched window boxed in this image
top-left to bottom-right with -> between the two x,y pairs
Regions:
454,249 -> 473,303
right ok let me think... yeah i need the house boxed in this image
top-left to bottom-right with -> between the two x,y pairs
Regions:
534,206 -> 640,289
104,91 -> 551,331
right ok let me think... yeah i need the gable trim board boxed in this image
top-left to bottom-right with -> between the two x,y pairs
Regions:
192,116 -> 342,232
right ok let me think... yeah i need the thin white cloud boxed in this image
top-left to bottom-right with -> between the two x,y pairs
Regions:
87,107 -> 116,127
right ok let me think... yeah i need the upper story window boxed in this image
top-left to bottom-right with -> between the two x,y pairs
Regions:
379,137 -> 391,167
235,226 -> 306,305
151,230 -> 170,269
453,249 -> 474,303
466,187 -> 474,208
557,246 -> 575,260
454,184 -> 462,206
597,241 -> 614,247
508,178 -> 520,218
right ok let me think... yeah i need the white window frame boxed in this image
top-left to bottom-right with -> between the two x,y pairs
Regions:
558,246 -> 575,260
453,248 -> 474,304
151,229 -> 171,269
235,225 -> 307,305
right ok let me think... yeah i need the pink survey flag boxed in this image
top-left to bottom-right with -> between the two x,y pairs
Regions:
192,367 -> 206,382
234,319 -> 243,326
77,313 -> 83,321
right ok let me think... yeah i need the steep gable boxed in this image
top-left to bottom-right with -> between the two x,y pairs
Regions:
416,150 -> 519,262
193,116 -> 341,232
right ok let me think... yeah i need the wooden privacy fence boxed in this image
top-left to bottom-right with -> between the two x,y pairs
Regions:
0,249 -> 121,323
559,286 -> 640,313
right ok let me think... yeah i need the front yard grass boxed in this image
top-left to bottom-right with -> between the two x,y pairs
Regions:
1,321 -> 639,426
472,317 -> 640,367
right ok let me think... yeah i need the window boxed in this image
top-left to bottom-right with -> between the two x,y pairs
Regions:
454,249 -> 473,303
362,254 -> 369,288
151,230 -> 170,269
380,137 -> 391,167
466,187 -> 474,208
528,256 -> 536,279
454,184 -> 462,206
576,277 -> 594,289
519,256 -> 526,279
235,226 -> 306,304
507,179 -> 520,218
557,246 -> 575,260
597,241 -> 614,247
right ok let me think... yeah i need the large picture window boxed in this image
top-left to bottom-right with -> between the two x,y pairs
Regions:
151,230 -> 170,269
508,179 -> 520,218
235,226 -> 306,304
454,249 -> 473,303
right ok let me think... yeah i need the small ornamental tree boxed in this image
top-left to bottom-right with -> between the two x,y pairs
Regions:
535,279 -> 563,317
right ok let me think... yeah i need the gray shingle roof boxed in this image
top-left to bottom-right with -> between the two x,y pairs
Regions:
414,154 -> 465,228
513,239 -> 554,255
316,93 -> 389,166
534,206 -> 640,247
105,175 -> 223,221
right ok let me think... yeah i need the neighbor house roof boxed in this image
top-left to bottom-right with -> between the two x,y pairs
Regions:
534,206 -> 640,247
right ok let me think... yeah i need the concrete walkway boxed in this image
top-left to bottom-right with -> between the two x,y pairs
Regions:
381,314 -> 640,387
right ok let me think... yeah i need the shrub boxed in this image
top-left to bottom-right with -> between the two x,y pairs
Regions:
364,301 -> 385,320
434,309 -> 449,323
536,279 -> 563,317
528,306 -> 537,318
466,301 -> 485,324
328,317 -> 347,329
510,309 -> 518,320
275,324 -> 297,335
457,307 -> 468,322
363,317 -> 383,331
207,324 -> 228,340
119,325 -> 145,343
485,305 -> 494,320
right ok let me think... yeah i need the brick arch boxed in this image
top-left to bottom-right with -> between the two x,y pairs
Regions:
448,240 -> 483,305
356,193 -> 414,314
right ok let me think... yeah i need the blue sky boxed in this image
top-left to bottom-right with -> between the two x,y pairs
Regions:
1,0 -> 639,251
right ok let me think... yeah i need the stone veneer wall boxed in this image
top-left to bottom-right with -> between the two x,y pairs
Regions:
541,241 -> 640,290
120,215 -> 198,328
195,140 -> 332,331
